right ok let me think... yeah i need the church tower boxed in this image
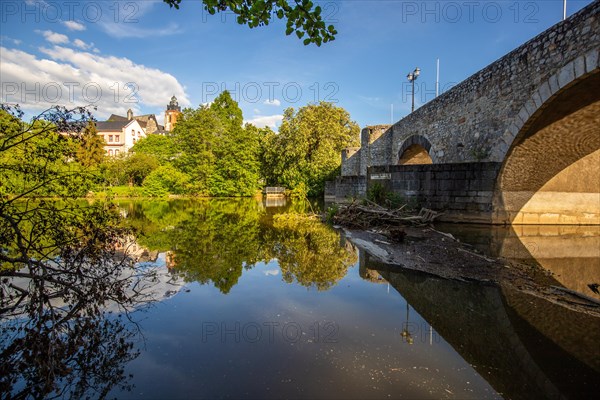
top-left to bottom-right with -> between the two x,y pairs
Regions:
164,96 -> 181,132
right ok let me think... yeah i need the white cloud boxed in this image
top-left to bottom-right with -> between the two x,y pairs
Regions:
245,114 -> 283,129
36,30 -> 69,45
0,46 -> 190,120
0,36 -> 22,46
62,21 -> 86,31
73,39 -> 92,50
263,98 -> 281,106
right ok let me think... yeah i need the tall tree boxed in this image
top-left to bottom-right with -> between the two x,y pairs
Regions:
171,106 -> 220,195
75,121 -> 105,168
262,102 -> 360,196
209,92 -> 261,197
131,134 -> 177,165
163,0 -> 337,46
0,105 -> 148,398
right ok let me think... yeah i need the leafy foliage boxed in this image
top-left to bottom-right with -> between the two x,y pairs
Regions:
208,92 -> 261,196
0,105 -> 152,398
261,102 -> 360,196
131,134 -> 177,164
171,105 -> 219,195
126,198 -> 357,293
75,121 -> 106,168
162,0 -> 337,46
143,165 -> 190,197
124,153 -> 159,186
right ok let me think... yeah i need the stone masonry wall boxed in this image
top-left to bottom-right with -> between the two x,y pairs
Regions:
369,163 -> 502,223
389,2 -> 599,165
343,2 -> 599,171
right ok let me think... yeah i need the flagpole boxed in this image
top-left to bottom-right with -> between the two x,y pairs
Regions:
563,0 -> 567,20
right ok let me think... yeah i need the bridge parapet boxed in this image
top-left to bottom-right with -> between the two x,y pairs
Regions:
331,2 -> 599,224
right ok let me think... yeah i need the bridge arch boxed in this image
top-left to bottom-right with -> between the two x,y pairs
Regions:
397,135 -> 434,165
494,61 -> 600,225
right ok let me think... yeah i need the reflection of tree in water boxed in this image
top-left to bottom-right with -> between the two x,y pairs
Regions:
1,106 -> 149,398
133,199 -> 263,294
267,214 -> 357,290
129,199 -> 357,293
0,200 -> 148,398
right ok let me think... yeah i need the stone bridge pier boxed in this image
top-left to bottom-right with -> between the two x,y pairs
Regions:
327,2 -> 599,225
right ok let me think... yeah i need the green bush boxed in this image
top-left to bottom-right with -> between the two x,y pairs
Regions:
142,165 -> 190,197
367,182 -> 386,204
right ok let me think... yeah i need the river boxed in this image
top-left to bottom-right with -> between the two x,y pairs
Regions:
95,198 -> 597,399
4,198 -> 596,398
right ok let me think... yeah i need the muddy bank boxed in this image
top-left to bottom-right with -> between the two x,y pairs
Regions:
341,226 -> 600,318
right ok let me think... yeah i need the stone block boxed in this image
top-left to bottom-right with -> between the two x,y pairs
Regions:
532,91 -> 543,108
573,55 -> 586,78
479,179 -> 496,191
548,74 -> 560,94
585,49 -> 599,73
558,61 -> 575,88
539,213 -> 561,224
538,81 -> 552,103
524,99 -> 537,116
453,180 -> 470,191
518,107 -> 530,126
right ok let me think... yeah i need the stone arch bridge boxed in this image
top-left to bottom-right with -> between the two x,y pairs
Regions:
329,2 -> 599,225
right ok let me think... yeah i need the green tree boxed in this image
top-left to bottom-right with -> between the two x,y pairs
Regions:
124,153 -> 159,186
1,105 -> 145,398
131,134 -> 177,164
209,92 -> 261,197
163,0 -> 337,46
262,102 -> 360,196
171,106 -> 220,195
143,164 -> 190,197
75,121 -> 105,168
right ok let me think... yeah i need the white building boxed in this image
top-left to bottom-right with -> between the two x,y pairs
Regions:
96,118 -> 147,156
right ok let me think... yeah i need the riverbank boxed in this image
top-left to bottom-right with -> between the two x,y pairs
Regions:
340,225 -> 600,317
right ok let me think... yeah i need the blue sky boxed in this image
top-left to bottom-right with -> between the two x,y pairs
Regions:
0,0 -> 594,129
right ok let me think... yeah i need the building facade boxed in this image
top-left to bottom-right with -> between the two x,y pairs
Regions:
164,96 -> 181,132
96,96 -> 182,156
96,118 -> 146,156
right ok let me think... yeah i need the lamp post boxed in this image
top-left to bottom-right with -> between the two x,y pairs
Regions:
407,67 -> 420,113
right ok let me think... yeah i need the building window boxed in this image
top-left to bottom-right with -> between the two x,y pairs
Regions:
109,149 -> 114,156
115,149 -> 119,156
131,129 -> 135,135
108,135 -> 113,142
133,138 -> 136,144
137,131 -> 141,136
115,135 -> 120,142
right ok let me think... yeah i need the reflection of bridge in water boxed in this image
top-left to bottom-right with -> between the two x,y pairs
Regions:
359,252 -> 600,400
437,224 -> 600,300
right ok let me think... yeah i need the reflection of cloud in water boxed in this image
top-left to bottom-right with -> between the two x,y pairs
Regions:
263,269 -> 280,276
134,252 -> 186,303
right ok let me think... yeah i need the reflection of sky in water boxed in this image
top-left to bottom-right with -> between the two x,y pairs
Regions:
111,257 -> 500,399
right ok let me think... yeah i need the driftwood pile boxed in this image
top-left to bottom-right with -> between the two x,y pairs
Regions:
331,200 -> 442,230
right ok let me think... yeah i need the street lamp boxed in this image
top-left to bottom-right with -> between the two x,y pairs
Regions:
407,67 -> 420,113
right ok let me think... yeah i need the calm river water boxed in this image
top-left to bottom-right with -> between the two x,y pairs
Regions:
104,198 -> 598,399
